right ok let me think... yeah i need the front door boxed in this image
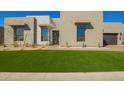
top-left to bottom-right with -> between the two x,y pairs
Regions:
52,31 -> 59,45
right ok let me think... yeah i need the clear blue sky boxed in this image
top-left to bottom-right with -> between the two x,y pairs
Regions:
103,11 -> 124,23
0,11 -> 124,26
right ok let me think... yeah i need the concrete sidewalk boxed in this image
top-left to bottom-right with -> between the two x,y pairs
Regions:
0,72 -> 124,81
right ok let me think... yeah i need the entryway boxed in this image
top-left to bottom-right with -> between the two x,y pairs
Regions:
52,30 -> 59,45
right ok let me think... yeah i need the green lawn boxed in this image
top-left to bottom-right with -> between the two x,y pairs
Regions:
0,50 -> 124,72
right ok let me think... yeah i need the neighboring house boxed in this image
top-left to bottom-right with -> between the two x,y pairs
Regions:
0,26 -> 4,45
4,11 -> 124,47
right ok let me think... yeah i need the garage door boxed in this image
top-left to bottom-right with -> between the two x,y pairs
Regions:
103,33 -> 118,46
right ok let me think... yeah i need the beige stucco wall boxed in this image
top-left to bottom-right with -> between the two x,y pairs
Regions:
51,18 -> 61,45
27,16 -> 52,45
103,23 -> 124,45
52,11 -> 103,47
4,17 -> 35,46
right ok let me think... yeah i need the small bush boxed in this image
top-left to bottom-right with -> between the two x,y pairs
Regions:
122,39 -> 124,45
3,44 -> 7,47
41,45 -> 46,48
32,44 -> 37,48
14,42 -> 19,47
82,42 -> 86,47
98,42 -> 101,48
25,43 -> 29,47
65,42 -> 70,48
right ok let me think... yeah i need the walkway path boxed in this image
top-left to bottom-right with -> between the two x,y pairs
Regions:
0,72 -> 124,81
0,45 -> 124,52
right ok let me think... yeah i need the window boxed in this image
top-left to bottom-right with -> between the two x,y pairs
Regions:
77,25 -> 86,41
15,27 -> 24,41
41,27 -> 48,41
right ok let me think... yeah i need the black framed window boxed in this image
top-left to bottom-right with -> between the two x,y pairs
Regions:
15,27 -> 24,41
77,25 -> 86,41
41,27 -> 48,41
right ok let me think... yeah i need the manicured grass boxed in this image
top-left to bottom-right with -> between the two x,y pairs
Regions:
0,50 -> 124,72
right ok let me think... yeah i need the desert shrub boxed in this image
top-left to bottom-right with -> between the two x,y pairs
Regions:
82,42 -> 85,47
25,43 -> 29,47
14,42 -> 19,47
32,44 -> 37,48
98,42 -> 101,48
3,44 -> 7,47
122,39 -> 124,45
65,41 -> 70,48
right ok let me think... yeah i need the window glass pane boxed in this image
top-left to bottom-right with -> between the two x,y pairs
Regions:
15,27 -> 24,41
41,27 -> 48,41
18,36 -> 23,41
77,25 -> 86,41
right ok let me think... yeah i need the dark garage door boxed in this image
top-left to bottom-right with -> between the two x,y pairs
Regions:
103,33 -> 118,46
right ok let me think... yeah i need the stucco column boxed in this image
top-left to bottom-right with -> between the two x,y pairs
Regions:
48,27 -> 52,45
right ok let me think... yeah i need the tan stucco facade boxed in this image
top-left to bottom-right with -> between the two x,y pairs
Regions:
27,16 -> 54,45
52,11 -> 103,47
103,23 -> 124,45
4,11 -> 124,47
4,17 -> 36,46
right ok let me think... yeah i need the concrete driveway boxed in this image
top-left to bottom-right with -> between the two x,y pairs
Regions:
0,72 -> 124,81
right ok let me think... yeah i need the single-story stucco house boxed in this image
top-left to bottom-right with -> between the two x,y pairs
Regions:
4,11 -> 124,47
